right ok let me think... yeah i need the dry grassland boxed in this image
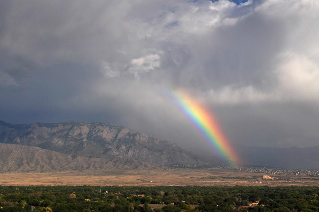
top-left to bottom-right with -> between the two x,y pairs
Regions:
0,169 -> 318,186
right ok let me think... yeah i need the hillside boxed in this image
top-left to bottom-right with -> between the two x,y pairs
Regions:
0,143 -> 122,172
0,121 -> 210,172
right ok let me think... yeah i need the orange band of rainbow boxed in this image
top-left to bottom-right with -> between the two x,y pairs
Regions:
171,90 -> 240,167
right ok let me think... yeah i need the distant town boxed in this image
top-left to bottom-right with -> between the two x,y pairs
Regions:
233,166 -> 319,177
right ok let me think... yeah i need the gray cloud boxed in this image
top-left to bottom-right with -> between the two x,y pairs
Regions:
0,0 -> 318,153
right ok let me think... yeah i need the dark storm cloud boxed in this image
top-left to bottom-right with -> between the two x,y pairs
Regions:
0,0 -> 318,152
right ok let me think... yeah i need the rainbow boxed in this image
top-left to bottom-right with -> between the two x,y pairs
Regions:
170,90 -> 240,167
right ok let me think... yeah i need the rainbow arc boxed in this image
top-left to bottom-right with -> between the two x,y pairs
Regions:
171,90 -> 240,167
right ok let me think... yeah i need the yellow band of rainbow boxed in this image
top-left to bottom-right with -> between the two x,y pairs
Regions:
171,90 -> 241,167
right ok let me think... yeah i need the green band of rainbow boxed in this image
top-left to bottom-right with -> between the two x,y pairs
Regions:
171,90 -> 240,167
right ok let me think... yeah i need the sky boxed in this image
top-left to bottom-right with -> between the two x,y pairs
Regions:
0,0 -> 318,154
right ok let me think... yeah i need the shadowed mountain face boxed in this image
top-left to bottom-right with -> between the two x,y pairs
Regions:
0,121 -> 317,172
0,143 -> 117,172
0,121 -> 213,172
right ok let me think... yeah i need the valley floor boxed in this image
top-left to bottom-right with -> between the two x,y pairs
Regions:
0,168 -> 318,186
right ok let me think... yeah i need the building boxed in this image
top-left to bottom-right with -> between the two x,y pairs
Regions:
262,175 -> 274,180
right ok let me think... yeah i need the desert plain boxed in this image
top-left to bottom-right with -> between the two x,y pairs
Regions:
0,168 -> 318,187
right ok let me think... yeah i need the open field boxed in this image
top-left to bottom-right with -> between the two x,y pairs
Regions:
0,168 -> 318,186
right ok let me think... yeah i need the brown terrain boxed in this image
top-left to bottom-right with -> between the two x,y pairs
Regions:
0,121 -> 213,172
1,121 -> 318,187
0,168 -> 318,186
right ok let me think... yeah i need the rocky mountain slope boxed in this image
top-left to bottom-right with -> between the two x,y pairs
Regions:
0,121 -> 209,172
0,143 -> 117,172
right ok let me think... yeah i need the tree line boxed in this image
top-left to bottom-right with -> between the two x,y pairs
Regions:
0,186 -> 318,211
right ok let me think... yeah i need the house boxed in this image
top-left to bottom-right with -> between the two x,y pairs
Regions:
69,192 -> 76,198
262,175 -> 274,180
249,201 -> 259,207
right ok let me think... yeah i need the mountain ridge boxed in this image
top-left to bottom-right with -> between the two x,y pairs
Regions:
0,120 -> 213,172
1,120 -> 318,172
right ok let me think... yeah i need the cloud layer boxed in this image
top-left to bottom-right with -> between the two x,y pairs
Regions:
0,0 -> 318,153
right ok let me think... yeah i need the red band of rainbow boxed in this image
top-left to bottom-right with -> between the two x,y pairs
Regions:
171,90 -> 241,167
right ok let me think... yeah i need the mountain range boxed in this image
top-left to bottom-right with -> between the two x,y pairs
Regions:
0,121 -> 214,172
0,120 -> 318,172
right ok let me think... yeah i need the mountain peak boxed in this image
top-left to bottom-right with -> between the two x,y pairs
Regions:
0,121 -> 213,172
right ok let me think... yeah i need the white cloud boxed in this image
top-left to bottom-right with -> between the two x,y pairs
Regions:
206,86 -> 272,105
102,62 -> 121,79
276,52 -> 319,103
128,54 -> 161,79
205,51 -> 319,105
